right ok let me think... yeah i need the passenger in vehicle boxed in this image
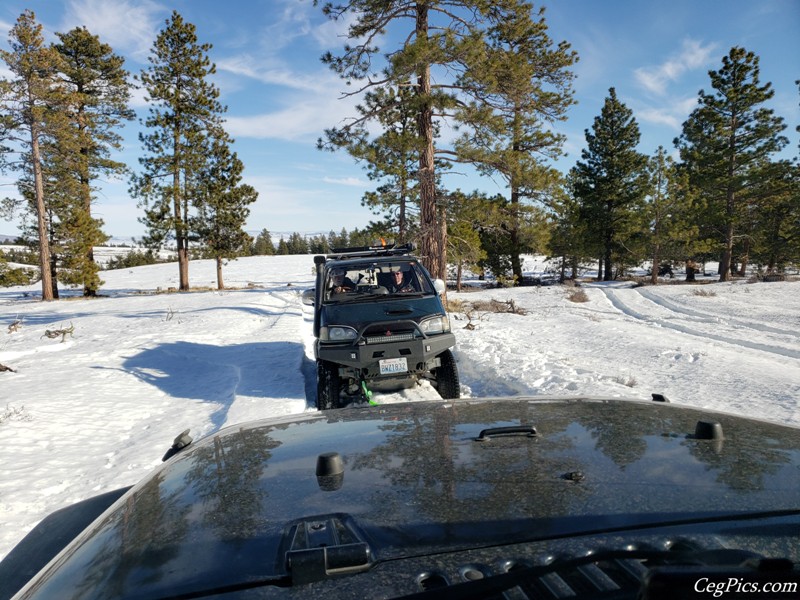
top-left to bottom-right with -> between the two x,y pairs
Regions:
330,268 -> 356,294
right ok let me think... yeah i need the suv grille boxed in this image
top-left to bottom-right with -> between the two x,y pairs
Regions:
365,332 -> 416,344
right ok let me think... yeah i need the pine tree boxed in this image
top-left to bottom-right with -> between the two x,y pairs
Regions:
49,26 -> 133,296
444,190 -> 488,291
192,136 -> 257,289
750,159 -> 800,273
286,232 -> 310,254
322,86 -> 421,242
131,11 -> 227,291
0,10 -> 64,300
675,47 -> 788,281
252,229 -> 275,255
454,4 -> 576,283
547,185 -> 588,282
643,147 -> 705,284
327,228 -> 348,250
317,0 -> 535,280
571,88 -> 648,280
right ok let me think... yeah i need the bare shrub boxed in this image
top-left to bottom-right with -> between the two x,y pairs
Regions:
0,404 -> 32,425
567,289 -> 589,303
613,375 -> 638,387
691,288 -> 716,297
446,298 -> 465,313
469,298 -> 528,315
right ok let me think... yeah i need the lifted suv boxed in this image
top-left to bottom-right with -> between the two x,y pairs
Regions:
303,243 -> 459,409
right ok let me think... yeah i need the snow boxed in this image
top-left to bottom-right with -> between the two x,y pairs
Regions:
1,254 -> 799,560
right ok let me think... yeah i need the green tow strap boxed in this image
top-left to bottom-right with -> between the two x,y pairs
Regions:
362,380 -> 377,405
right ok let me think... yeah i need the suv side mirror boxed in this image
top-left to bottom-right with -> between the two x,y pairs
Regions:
433,279 -> 445,295
302,288 -> 316,306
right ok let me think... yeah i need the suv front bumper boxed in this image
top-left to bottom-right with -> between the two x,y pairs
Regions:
317,332 -> 456,381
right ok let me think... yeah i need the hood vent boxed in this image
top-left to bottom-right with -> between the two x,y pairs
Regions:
413,541 -> 779,599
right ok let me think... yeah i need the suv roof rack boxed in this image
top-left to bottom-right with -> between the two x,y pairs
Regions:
324,242 -> 415,260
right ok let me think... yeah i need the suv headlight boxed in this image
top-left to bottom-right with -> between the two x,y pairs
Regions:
320,326 -> 358,342
420,315 -> 450,335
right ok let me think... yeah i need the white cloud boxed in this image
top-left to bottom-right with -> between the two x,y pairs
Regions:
636,108 -> 681,130
225,85 -> 361,142
322,176 -> 367,187
61,0 -> 165,62
216,56 -> 336,94
636,95 -> 700,133
634,39 -> 717,96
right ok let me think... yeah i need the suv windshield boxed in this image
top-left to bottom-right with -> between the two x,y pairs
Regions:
325,260 -> 433,302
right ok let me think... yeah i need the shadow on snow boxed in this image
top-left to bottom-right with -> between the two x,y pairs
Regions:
119,340 -> 314,428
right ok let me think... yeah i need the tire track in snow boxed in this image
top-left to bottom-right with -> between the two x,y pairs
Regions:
600,288 -> 800,361
635,287 -> 800,339
222,289 -> 312,424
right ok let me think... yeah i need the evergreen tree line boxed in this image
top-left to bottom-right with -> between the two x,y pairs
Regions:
0,10 -> 256,298
2,4 -> 798,299
318,2 -> 799,285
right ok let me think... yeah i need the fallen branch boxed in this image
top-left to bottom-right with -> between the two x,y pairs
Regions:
0,363 -> 16,373
42,322 -> 74,343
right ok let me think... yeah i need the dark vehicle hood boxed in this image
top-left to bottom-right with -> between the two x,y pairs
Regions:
16,398 -> 800,599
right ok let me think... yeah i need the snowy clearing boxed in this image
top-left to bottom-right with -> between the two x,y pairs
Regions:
1,254 -> 799,560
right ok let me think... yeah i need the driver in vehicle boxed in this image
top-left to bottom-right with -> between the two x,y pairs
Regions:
330,268 -> 356,294
388,269 -> 416,293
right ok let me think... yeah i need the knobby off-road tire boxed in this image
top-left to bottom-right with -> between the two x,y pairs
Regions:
433,349 -> 460,399
316,360 -> 342,410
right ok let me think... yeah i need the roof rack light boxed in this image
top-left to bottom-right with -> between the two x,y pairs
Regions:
325,242 -> 415,260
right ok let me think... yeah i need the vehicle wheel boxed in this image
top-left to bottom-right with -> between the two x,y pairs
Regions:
433,349 -> 460,399
317,360 -> 342,410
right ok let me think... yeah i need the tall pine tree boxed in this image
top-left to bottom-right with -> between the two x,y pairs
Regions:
50,26 -> 134,296
322,86 -> 421,243
675,47 -> 787,281
131,11 -> 227,291
191,135 -> 258,289
454,3 -> 576,283
644,147 -> 703,284
0,10 -> 64,300
571,88 -> 648,280
317,0 -> 536,280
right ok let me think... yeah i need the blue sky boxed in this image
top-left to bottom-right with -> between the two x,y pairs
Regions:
1,0 -> 798,240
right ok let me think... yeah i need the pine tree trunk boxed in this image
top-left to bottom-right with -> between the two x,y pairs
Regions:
603,244 -> 613,282
79,117 -> 98,297
738,237 -> 750,276
50,254 -> 59,299
510,187 -> 522,284
399,177 -> 407,243
173,135 -> 190,291
216,256 -> 224,290
719,221 -> 734,282
82,180 -> 97,296
30,129 -> 54,301
415,2 -> 443,281
685,260 -> 697,282
650,246 -> 660,285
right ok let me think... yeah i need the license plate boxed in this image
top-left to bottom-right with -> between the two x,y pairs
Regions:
379,357 -> 408,375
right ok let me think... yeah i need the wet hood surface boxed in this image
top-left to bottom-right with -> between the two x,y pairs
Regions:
20,398 -> 800,599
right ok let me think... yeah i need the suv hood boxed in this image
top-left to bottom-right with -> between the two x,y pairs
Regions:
16,398 -> 800,599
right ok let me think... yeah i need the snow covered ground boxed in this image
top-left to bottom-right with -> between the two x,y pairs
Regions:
1,254 -> 799,560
